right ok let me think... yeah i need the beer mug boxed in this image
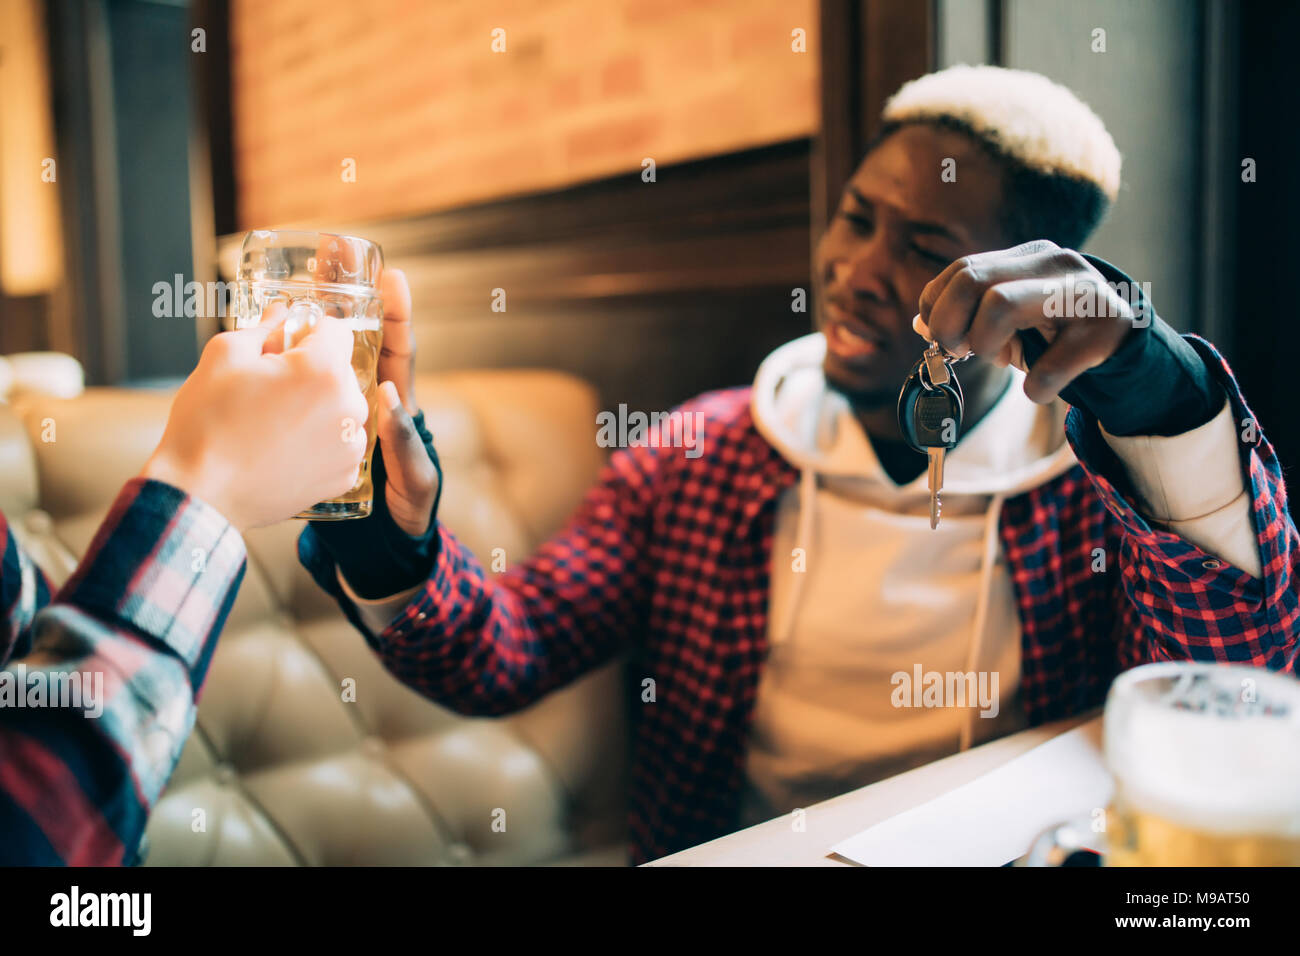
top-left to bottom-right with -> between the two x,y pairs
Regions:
1029,661 -> 1300,866
236,229 -> 384,519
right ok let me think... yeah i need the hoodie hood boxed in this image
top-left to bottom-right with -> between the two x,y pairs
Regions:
752,332 -> 1078,495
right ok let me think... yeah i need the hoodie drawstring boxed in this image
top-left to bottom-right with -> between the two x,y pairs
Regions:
960,492 -> 1006,752
775,467 -> 818,647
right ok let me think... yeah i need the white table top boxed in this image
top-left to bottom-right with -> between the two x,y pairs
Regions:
645,710 -> 1102,866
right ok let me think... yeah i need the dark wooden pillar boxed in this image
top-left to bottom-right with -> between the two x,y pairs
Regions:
811,0 -> 936,245
190,0 -> 235,344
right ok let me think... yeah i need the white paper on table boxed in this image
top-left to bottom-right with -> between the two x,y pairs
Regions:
830,719 -> 1112,866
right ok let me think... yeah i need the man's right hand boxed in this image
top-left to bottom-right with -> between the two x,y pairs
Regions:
141,315 -> 369,531
299,267 -> 442,601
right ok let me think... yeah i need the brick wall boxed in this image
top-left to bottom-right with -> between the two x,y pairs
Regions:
230,0 -> 818,228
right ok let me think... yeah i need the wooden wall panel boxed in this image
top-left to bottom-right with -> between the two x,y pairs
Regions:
218,141 -> 814,414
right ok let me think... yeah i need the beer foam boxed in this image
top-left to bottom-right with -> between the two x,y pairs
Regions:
1109,702 -> 1300,835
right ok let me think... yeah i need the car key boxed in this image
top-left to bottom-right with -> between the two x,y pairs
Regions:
897,343 -> 964,529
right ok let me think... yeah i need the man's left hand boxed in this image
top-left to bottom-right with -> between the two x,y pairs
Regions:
373,268 -> 438,537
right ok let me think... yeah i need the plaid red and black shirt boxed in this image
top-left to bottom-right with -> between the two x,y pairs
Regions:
301,336 -> 1300,865
0,478 -> 245,865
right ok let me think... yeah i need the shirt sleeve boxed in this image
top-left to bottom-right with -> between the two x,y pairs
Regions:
0,478 -> 246,865
1060,255 -> 1225,438
1101,398 -> 1263,579
1065,335 -> 1298,672
299,415 -> 669,716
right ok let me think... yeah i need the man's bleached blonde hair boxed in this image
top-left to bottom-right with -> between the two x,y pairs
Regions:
876,64 -> 1121,248
884,64 -> 1120,200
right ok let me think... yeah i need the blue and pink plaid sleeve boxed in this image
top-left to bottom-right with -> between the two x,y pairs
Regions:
0,477 -> 246,865
1065,335 -> 1300,674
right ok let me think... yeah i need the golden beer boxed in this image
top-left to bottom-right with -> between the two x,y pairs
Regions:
313,322 -> 382,518
1106,803 -> 1300,867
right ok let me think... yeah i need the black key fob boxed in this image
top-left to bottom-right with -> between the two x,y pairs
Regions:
897,359 -> 964,455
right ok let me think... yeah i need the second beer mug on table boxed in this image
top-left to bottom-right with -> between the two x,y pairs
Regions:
1029,660 -> 1300,866
236,229 -> 385,519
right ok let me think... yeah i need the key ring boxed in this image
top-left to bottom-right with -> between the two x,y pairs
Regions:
920,342 -> 950,391
919,338 -> 973,391
938,342 -> 975,362
912,314 -> 975,365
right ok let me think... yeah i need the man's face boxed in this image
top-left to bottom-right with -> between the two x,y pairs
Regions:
813,124 -> 1013,405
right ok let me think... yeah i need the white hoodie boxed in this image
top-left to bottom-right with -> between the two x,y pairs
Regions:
741,331 -> 1080,823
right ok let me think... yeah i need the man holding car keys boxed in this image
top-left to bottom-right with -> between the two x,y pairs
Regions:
899,231 -> 1162,530
296,65 -> 1298,865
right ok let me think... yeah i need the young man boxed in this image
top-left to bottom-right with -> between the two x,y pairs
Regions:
0,313 -> 378,864
300,66 -> 1299,864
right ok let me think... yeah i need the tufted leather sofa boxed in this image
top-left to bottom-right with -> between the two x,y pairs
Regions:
1,369 -> 631,866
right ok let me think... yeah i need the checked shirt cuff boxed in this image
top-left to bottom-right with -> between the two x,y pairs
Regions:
336,568 -> 422,636
1101,399 -> 1262,579
1063,336 -> 1275,590
57,477 -> 246,689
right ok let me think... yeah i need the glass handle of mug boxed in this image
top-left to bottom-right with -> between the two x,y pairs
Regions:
283,299 -> 324,350
1023,813 -> 1107,867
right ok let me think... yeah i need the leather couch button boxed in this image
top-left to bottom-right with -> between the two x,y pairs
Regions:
214,764 -> 237,786
446,843 -> 473,865
361,736 -> 387,759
